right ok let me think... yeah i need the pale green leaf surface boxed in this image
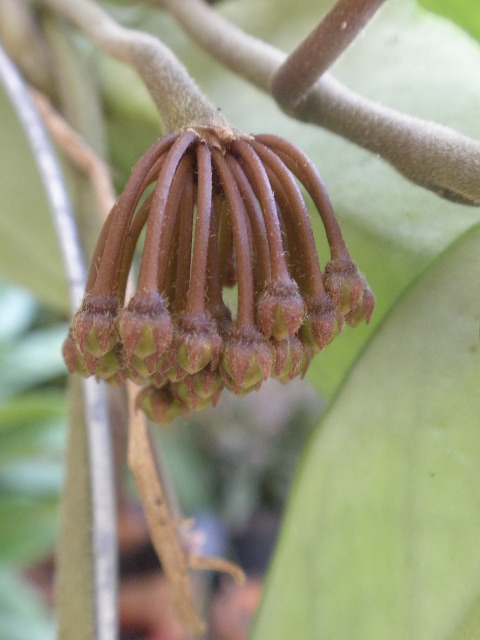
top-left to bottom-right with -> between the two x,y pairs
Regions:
0,496 -> 58,564
0,569 -> 54,640
0,391 -> 65,462
251,225 -> 480,640
0,87 -> 68,311
0,325 -> 68,398
0,283 -> 36,341
419,0 -> 480,43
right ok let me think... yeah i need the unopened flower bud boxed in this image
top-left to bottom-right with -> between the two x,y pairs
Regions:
271,335 -> 305,382
62,331 -> 89,377
72,294 -> 119,358
172,367 -> 224,412
221,325 -> 272,393
172,313 -> 223,376
91,346 -> 124,382
301,294 -> 343,353
117,292 -> 172,364
136,384 -> 185,426
125,352 -> 160,383
346,281 -> 375,327
323,258 -> 364,315
257,280 -> 306,340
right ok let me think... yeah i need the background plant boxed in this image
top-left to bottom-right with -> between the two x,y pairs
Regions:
1,0 -> 480,638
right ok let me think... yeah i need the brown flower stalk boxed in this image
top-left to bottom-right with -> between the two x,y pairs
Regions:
64,125 -> 374,425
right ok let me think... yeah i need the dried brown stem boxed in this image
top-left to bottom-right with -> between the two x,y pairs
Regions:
127,382 -> 206,636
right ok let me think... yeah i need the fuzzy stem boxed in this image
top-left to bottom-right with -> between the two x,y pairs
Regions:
212,149 -> 256,326
232,139 -> 290,281
136,132 -> 195,293
174,174 -> 195,313
251,142 -> 322,286
255,135 -> 349,260
186,143 -> 213,314
158,0 -> 480,206
91,135 -> 176,297
271,0 -> 386,112
206,193 -> 226,311
36,0 -> 228,132
266,167 -> 326,297
226,155 -> 271,286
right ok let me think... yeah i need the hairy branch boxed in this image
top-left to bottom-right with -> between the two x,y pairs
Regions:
36,0 -> 227,133
157,0 -> 480,206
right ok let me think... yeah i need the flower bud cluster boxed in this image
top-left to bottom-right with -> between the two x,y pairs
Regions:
63,127 -> 374,425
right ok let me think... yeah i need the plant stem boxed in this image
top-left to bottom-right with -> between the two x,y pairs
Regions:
271,0 -> 386,112
36,0 -> 228,133
158,0 -> 480,206
0,43 -> 119,640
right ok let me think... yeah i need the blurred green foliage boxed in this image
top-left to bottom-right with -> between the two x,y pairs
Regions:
0,283 -> 66,637
419,0 -> 480,42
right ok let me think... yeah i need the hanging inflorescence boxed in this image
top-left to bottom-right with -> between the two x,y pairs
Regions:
62,127 -> 374,425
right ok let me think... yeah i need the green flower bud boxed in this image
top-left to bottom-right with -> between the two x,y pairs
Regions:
323,258 -> 364,315
257,280 -> 306,340
136,384 -> 185,426
221,325 -> 272,393
117,292 -> 172,362
301,294 -> 343,353
173,365 -> 224,411
72,294 -> 119,358
271,335 -> 305,382
92,347 -> 124,381
346,280 -> 375,327
172,313 -> 223,376
62,331 -> 89,377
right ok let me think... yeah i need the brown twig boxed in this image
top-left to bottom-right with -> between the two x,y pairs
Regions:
31,89 -> 116,218
126,381 -> 207,636
270,0 -> 386,112
127,382 -> 245,636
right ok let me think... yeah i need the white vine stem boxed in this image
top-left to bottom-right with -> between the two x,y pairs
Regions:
0,43 -> 118,640
157,0 -> 480,206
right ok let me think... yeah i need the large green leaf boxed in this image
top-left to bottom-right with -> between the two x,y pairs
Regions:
0,569 -> 54,640
0,87 -> 68,311
251,224 -> 480,640
0,325 -> 68,399
419,0 -> 480,42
